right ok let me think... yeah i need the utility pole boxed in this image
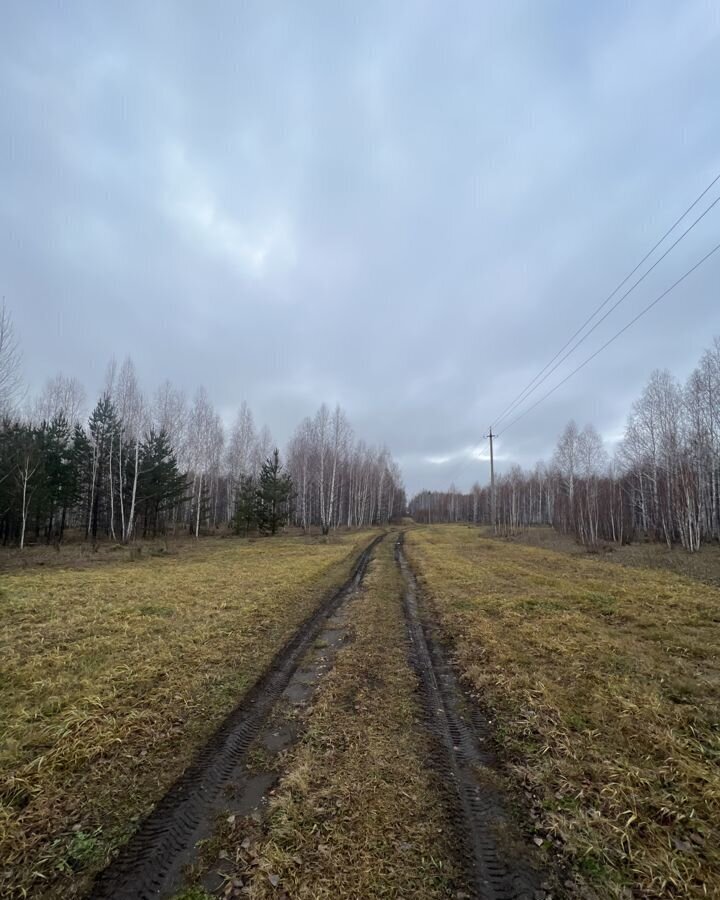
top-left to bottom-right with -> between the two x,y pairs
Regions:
487,426 -> 496,533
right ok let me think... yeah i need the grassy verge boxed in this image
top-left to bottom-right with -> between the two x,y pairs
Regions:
483,524 -> 720,588
406,525 -> 720,899
205,535 -> 464,898
0,532 -> 204,573
0,531 -> 375,899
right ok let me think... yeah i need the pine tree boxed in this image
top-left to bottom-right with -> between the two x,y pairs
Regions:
136,430 -> 188,537
233,474 -> 258,535
256,448 -> 293,535
34,415 -> 77,541
70,424 -> 93,537
0,419 -> 15,543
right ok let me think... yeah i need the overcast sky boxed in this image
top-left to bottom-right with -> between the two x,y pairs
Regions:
2,1 -> 719,495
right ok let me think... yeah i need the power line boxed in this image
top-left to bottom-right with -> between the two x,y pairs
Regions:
491,171 -> 720,430
492,191 -> 720,429
438,438 -> 489,487
443,173 -> 720,490
497,239 -> 720,437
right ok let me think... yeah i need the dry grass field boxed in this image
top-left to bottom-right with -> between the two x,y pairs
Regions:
406,525 -> 720,898
0,531 -> 375,899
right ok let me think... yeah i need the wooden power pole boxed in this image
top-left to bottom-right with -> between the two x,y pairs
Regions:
488,426 -> 496,532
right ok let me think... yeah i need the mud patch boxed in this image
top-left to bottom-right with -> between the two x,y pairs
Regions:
192,602 -> 359,896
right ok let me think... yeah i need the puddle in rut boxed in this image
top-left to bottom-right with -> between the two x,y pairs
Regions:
187,604 -> 355,896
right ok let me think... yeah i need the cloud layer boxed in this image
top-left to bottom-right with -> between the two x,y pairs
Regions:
2,1 -> 719,493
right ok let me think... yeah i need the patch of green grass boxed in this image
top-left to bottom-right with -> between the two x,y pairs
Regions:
244,744 -> 279,775
137,604 -> 175,617
577,852 -> 611,879
53,828 -> 106,875
0,531 -> 377,899
170,887 -> 215,900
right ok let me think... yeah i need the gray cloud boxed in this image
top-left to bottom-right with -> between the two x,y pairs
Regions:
2,1 -> 719,494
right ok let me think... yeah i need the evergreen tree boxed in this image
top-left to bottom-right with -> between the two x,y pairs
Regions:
0,419 -> 15,542
70,424 -> 93,537
0,421 -> 22,543
256,448 -> 293,535
136,430 -> 188,537
32,415 -> 77,541
233,474 -> 258,535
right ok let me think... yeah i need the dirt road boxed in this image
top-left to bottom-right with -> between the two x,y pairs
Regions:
90,532 -> 544,899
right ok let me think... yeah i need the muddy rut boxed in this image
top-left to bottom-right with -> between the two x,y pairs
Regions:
91,534 -> 383,900
396,534 -> 544,900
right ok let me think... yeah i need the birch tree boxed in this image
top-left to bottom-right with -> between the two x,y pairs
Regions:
226,401 -> 256,519
153,381 -> 188,462
187,388 -> 223,537
116,358 -> 145,541
0,302 -> 22,416
14,429 -> 41,549
33,374 -> 86,425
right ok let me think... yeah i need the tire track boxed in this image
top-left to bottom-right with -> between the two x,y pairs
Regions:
396,534 -> 544,900
91,534 -> 383,900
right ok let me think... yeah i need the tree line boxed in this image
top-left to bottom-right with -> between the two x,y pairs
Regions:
409,337 -> 720,552
0,304 -> 405,546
